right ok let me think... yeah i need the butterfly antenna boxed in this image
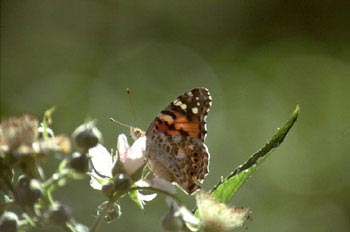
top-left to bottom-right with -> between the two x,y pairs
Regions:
109,118 -> 132,129
126,88 -> 137,122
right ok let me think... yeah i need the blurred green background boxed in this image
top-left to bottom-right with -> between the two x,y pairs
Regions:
1,1 -> 350,231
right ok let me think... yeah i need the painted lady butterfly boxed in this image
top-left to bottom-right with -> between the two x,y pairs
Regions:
144,87 -> 212,195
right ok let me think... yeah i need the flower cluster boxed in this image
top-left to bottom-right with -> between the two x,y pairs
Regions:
88,131 -> 176,215
1,112 -> 252,232
0,114 -> 71,180
0,113 -> 90,232
88,127 -> 251,231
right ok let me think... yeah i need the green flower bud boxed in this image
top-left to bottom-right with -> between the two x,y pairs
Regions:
162,210 -> 184,232
102,182 -> 115,198
0,212 -> 18,232
113,173 -> 132,193
48,202 -> 72,225
72,121 -> 102,152
69,152 -> 89,173
14,175 -> 42,207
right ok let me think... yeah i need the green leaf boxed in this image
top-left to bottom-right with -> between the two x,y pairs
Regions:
211,105 -> 300,203
128,187 -> 144,209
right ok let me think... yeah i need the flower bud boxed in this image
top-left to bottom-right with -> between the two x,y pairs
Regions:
162,209 -> 184,232
0,212 -> 18,232
14,175 -> 42,208
102,182 -> 115,198
72,121 -> 102,152
48,202 -> 72,225
163,197 -> 200,232
113,173 -> 132,192
69,152 -> 89,173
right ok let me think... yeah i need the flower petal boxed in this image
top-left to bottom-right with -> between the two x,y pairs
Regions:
89,144 -> 113,178
89,173 -> 107,190
121,136 -> 146,176
165,197 -> 201,231
136,177 -> 176,195
137,191 -> 157,202
117,134 -> 130,163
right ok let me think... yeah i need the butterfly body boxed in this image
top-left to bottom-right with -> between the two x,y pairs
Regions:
145,88 -> 212,194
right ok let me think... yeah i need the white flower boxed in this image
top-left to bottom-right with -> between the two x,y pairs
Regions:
136,177 -> 176,195
196,191 -> 251,232
117,134 -> 147,176
89,144 -> 114,190
89,134 -> 178,208
90,144 -> 114,177
89,134 -> 147,190
162,197 -> 201,232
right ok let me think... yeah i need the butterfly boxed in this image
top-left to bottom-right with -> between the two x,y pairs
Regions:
143,87 -> 212,195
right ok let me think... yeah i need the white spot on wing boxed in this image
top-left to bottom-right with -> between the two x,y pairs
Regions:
192,107 -> 198,114
180,104 -> 187,110
162,115 -> 174,124
173,99 -> 182,106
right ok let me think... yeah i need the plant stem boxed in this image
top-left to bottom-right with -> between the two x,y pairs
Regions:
90,201 -> 113,232
22,212 -> 36,227
42,169 -> 69,189
90,191 -> 123,232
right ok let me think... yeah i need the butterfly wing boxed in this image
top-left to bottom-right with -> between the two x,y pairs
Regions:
145,88 -> 212,194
